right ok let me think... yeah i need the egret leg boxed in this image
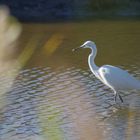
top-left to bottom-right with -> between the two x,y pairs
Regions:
114,93 -> 117,103
113,90 -> 117,103
113,90 -> 123,103
118,94 -> 123,103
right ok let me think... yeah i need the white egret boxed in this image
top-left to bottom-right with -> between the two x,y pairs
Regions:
73,41 -> 140,102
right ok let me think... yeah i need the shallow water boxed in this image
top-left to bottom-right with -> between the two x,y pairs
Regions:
0,20 -> 140,140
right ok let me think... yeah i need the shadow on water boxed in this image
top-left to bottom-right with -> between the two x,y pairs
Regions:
0,20 -> 140,140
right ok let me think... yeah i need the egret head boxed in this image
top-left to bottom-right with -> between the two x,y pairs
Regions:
80,41 -> 96,50
72,41 -> 97,52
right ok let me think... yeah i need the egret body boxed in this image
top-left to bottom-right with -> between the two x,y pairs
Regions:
73,41 -> 140,102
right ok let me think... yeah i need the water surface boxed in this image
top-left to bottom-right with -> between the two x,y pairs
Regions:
0,20 -> 140,140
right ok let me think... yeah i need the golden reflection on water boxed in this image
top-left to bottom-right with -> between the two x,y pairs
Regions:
43,33 -> 64,57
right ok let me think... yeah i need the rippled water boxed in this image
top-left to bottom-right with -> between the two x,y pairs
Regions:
0,20 -> 140,140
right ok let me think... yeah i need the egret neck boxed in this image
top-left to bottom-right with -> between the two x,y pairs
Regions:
88,47 -> 99,77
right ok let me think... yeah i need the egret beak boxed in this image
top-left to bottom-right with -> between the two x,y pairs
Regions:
72,47 -> 80,52
72,45 -> 84,52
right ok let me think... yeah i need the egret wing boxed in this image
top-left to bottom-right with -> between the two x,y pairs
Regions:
99,65 -> 140,90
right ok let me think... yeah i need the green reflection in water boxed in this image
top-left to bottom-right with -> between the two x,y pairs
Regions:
38,105 -> 64,140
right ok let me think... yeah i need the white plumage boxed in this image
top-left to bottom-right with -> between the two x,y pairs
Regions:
73,41 -> 140,102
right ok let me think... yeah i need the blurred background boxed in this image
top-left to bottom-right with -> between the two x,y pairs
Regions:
0,0 -> 140,21
0,1 -> 140,140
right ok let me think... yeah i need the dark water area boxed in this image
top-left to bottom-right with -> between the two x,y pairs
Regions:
0,20 -> 140,139
0,0 -> 140,22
